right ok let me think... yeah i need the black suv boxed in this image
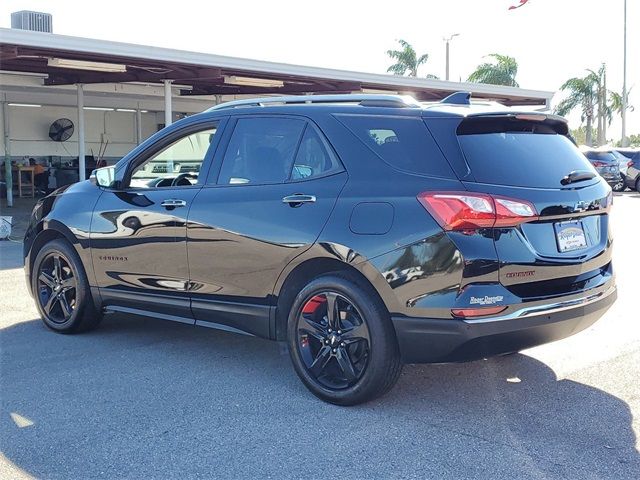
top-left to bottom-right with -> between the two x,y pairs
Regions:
24,93 -> 616,405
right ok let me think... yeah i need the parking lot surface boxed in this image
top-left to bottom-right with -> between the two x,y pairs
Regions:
1,192 -> 639,479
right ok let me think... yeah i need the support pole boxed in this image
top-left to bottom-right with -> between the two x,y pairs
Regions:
135,108 -> 142,145
443,34 -> 459,81
445,41 -> 450,81
77,84 -> 86,181
621,0 -> 628,147
602,67 -> 607,143
2,101 -> 12,207
164,80 -> 173,127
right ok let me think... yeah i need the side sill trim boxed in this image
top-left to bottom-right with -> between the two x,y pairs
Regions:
195,320 -> 255,337
103,305 -> 194,325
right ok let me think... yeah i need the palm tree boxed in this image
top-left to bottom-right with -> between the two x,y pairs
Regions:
467,54 -> 519,87
587,64 -> 609,145
557,65 -> 632,146
555,73 -> 598,146
386,40 -> 429,77
609,89 -> 634,119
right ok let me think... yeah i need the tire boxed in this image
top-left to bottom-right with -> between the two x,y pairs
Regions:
612,174 -> 625,192
287,273 -> 402,405
31,238 -> 102,333
636,178 -> 640,192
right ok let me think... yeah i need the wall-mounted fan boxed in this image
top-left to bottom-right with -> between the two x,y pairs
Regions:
49,118 -> 75,142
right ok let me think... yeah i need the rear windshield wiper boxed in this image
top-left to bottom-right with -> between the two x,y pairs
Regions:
561,170 -> 596,186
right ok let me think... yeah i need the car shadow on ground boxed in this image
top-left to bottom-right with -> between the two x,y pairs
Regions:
614,190 -> 640,199
1,315 -> 638,479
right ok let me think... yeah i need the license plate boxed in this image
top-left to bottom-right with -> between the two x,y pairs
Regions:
554,221 -> 588,252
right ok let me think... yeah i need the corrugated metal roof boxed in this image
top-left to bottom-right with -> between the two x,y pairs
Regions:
0,28 -> 554,106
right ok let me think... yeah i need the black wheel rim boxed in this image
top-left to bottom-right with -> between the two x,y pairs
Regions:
37,252 -> 77,323
296,291 -> 371,390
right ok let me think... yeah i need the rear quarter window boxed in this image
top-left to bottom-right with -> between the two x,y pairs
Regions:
335,115 -> 455,178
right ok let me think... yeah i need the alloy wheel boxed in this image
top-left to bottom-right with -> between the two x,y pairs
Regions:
296,291 -> 371,390
613,175 -> 625,192
37,252 -> 77,323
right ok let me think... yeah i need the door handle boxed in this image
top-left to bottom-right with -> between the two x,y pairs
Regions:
160,198 -> 187,208
282,194 -> 316,207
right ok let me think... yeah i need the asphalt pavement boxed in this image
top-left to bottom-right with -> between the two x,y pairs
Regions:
1,192 -> 638,479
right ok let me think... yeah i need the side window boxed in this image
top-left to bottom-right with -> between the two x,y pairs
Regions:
217,117 -> 305,185
129,126 -> 217,188
291,126 -> 340,180
336,115 -> 455,178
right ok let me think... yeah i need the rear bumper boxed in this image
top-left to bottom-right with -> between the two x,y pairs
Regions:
391,285 -> 617,363
602,176 -> 621,188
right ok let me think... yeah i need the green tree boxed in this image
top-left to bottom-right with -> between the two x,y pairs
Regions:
587,64 -> 611,145
555,73 -> 598,146
557,65 -> 632,147
569,126 -> 596,146
615,133 -> 640,148
386,39 -> 430,77
467,54 -> 519,87
609,89 -> 634,121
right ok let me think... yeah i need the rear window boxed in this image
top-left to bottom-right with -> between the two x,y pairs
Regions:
457,119 -> 596,188
336,115 -> 455,178
584,151 -> 617,163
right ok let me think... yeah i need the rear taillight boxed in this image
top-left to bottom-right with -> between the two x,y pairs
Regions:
628,160 -> 634,168
591,161 -> 607,168
417,192 -> 538,231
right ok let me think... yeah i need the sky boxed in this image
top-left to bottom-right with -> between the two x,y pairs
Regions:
1,0 -> 638,139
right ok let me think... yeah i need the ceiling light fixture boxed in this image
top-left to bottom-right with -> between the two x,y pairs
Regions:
360,88 -> 399,94
8,103 -> 42,107
48,58 -> 127,73
223,76 -> 284,88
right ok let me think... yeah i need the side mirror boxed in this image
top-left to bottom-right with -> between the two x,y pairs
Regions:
90,166 -> 116,188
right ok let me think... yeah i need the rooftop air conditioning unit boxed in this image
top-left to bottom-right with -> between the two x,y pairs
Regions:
11,11 -> 52,33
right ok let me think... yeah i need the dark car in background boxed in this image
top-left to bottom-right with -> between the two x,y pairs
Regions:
616,148 -> 639,160
582,148 -> 625,191
619,150 -> 640,191
23,93 -> 616,405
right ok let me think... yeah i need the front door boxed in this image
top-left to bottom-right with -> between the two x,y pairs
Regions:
91,121 -> 222,321
187,116 -> 347,337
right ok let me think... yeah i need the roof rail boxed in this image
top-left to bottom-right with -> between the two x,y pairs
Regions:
440,91 -> 471,105
207,94 -> 421,111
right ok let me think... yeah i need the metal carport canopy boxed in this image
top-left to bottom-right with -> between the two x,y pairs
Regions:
0,28 -> 553,106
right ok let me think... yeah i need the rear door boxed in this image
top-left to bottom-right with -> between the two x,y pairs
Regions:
427,114 -> 613,301
186,115 -> 347,337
